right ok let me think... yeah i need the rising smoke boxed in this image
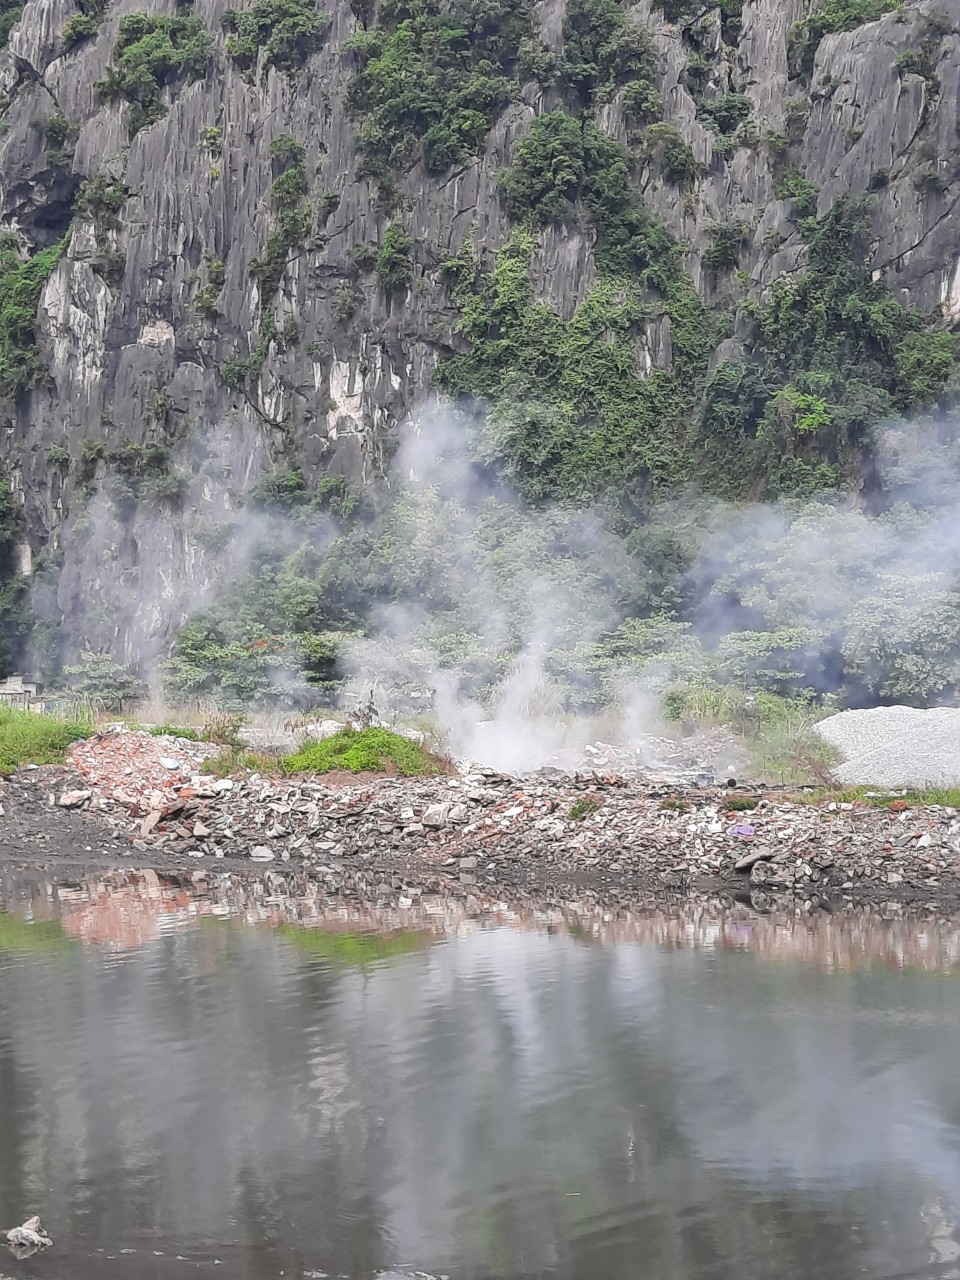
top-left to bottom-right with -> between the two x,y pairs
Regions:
337,406 -> 960,766
43,400 -> 960,769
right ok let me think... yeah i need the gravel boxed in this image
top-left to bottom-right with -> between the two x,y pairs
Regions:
9,726 -> 960,904
816,707 -> 960,787
11,727 -> 957,903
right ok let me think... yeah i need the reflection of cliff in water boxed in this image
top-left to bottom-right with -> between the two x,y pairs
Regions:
1,868 -> 960,1278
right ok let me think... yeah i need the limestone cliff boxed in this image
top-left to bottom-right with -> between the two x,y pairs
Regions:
0,0 -> 957,671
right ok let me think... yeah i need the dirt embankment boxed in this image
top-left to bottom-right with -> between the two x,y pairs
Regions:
3,730 -> 960,908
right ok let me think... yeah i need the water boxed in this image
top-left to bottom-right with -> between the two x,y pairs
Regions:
2,870 -> 960,1279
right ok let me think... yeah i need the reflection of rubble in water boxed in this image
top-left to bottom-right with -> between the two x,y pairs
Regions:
3,867 -> 960,972
920,1197 -> 960,1277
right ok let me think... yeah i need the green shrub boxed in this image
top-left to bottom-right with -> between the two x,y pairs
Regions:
560,0 -> 658,104
621,77 -> 662,125
251,135 -> 310,299
164,617 -> 317,709
698,92 -> 752,136
703,220 -> 749,271
349,243 -> 377,273
0,707 -> 93,774
644,122 -> 700,185
868,165 -> 890,190
250,467 -> 311,509
697,198 -> 956,495
62,12 -> 98,48
95,12 -> 213,136
223,0 -> 327,76
438,227 -> 717,500
893,330 -> 957,406
76,173 -> 127,235
568,798 -> 600,820
789,0 -> 897,80
149,723 -> 202,741
774,170 -> 818,217
498,111 -> 585,224
200,748 -> 279,777
0,0 -> 22,48
376,224 -> 413,292
281,726 -> 443,775
0,234 -> 69,400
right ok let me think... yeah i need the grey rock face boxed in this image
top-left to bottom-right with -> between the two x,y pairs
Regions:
0,0 -> 954,663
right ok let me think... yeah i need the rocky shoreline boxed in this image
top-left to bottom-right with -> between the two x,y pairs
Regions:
3,729 -> 960,909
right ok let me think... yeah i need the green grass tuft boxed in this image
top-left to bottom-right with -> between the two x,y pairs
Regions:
569,798 -> 601,821
149,723 -> 202,741
0,706 -> 92,775
723,794 -> 761,811
788,786 -> 960,810
281,727 -> 443,776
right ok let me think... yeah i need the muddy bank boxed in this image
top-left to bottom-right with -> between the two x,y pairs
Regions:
4,730 -> 960,908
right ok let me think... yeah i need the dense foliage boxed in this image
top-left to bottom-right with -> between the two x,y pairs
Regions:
77,440 -> 187,510
164,612 -> 343,709
60,650 -> 142,709
698,199 -> 958,496
62,12 -> 98,48
0,234 -> 68,401
376,224 -> 413,291
0,0 -> 22,48
438,230 -> 717,500
223,0 -> 327,76
559,0 -> 660,113
455,101 -> 957,503
96,12 -> 213,135
344,0 -> 533,202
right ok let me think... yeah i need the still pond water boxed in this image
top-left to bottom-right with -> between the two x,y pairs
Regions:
1,869 -> 960,1280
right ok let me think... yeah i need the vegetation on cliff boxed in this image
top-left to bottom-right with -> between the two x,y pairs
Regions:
344,0 -> 534,203
1,0 -> 958,735
0,477 -> 30,679
0,235 -> 68,400
223,0 -> 327,75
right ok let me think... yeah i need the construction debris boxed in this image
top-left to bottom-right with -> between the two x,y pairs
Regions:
5,1217 -> 52,1252
1,728 -> 945,902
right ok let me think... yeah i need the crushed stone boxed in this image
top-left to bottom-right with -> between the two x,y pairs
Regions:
816,706 -> 960,787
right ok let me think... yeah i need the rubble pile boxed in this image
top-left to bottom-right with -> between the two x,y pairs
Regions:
40,729 -> 960,901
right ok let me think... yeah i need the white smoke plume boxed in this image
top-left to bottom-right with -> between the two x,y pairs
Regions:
38,396 -> 960,770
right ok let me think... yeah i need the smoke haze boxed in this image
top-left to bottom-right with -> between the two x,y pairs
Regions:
41,400 -> 960,769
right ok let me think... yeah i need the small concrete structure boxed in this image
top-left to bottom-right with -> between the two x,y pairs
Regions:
0,674 -> 43,707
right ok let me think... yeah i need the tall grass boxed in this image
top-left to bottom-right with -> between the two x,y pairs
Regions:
664,686 -> 839,785
0,705 -> 93,775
